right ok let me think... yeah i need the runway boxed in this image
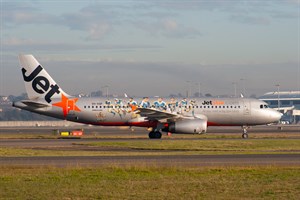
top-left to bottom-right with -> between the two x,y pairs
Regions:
1,125 -> 299,167
1,124 -> 300,136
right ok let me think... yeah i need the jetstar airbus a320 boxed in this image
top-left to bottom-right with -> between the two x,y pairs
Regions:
13,55 -> 282,139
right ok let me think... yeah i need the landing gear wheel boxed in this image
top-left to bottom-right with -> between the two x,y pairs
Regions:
148,131 -> 154,138
242,133 -> 248,139
148,131 -> 162,139
155,131 -> 162,139
241,126 -> 249,139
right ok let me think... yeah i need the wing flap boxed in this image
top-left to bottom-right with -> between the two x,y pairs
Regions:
136,108 -> 179,120
135,108 -> 208,121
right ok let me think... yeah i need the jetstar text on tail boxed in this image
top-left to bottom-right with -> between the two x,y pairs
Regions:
22,65 -> 60,103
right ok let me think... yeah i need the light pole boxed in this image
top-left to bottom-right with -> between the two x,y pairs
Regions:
196,82 -> 201,97
102,85 -> 109,98
275,84 -> 280,111
186,81 -> 192,98
240,78 -> 246,96
232,82 -> 237,97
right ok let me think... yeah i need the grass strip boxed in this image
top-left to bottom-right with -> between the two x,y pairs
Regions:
1,139 -> 299,157
0,166 -> 299,199
84,139 -> 300,152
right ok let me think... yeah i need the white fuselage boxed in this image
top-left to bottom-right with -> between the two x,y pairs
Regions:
14,97 -> 282,127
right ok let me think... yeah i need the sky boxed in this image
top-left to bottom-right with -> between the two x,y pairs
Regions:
1,0 -> 299,97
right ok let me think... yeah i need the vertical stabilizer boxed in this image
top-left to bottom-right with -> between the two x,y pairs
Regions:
19,54 -> 69,103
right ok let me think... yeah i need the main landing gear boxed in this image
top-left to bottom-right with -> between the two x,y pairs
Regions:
148,123 -> 164,139
242,126 -> 249,139
148,131 -> 162,139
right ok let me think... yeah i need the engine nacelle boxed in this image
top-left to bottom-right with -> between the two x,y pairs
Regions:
167,119 -> 207,134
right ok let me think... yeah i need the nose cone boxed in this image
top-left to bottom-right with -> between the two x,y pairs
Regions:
269,110 -> 282,123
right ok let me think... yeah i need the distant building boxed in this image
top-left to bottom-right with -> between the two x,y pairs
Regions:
0,96 -> 9,102
0,96 -> 11,106
0,96 -> 8,101
259,91 -> 300,123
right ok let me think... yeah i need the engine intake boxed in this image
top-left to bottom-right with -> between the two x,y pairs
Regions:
167,119 -> 207,134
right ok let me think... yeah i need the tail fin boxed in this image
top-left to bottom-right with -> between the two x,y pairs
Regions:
19,54 -> 69,103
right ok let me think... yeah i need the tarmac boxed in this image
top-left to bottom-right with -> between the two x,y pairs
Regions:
0,125 -> 300,167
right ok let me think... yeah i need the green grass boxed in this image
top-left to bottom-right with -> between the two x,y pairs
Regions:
0,166 -> 299,199
1,139 -> 299,157
84,139 -> 300,153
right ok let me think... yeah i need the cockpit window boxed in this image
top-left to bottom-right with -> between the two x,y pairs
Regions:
260,104 -> 269,109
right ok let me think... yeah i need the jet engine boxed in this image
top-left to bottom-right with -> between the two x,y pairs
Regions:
166,119 -> 207,134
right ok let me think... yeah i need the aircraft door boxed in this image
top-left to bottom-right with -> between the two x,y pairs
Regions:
243,101 -> 251,115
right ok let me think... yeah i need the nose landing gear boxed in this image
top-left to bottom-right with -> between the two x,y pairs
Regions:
242,126 -> 249,139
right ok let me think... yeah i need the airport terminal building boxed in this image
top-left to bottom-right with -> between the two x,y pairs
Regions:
259,91 -> 300,124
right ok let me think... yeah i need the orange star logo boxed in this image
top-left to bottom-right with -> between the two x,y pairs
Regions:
52,94 -> 81,117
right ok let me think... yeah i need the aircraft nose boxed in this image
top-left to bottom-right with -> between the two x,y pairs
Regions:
270,110 -> 282,123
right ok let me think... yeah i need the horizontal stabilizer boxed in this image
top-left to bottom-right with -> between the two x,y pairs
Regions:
21,100 -> 51,108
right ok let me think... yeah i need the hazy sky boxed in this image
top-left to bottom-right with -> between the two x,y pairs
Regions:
1,0 -> 299,97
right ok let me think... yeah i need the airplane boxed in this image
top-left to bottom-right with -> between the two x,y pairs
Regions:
13,54 -> 282,139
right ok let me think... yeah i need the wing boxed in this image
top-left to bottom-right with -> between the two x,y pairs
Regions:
135,107 -> 208,122
135,108 -> 179,120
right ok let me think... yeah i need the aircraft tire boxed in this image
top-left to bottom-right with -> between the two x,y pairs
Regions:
149,131 -> 162,139
148,131 -> 154,139
155,131 -> 162,139
242,133 -> 248,139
